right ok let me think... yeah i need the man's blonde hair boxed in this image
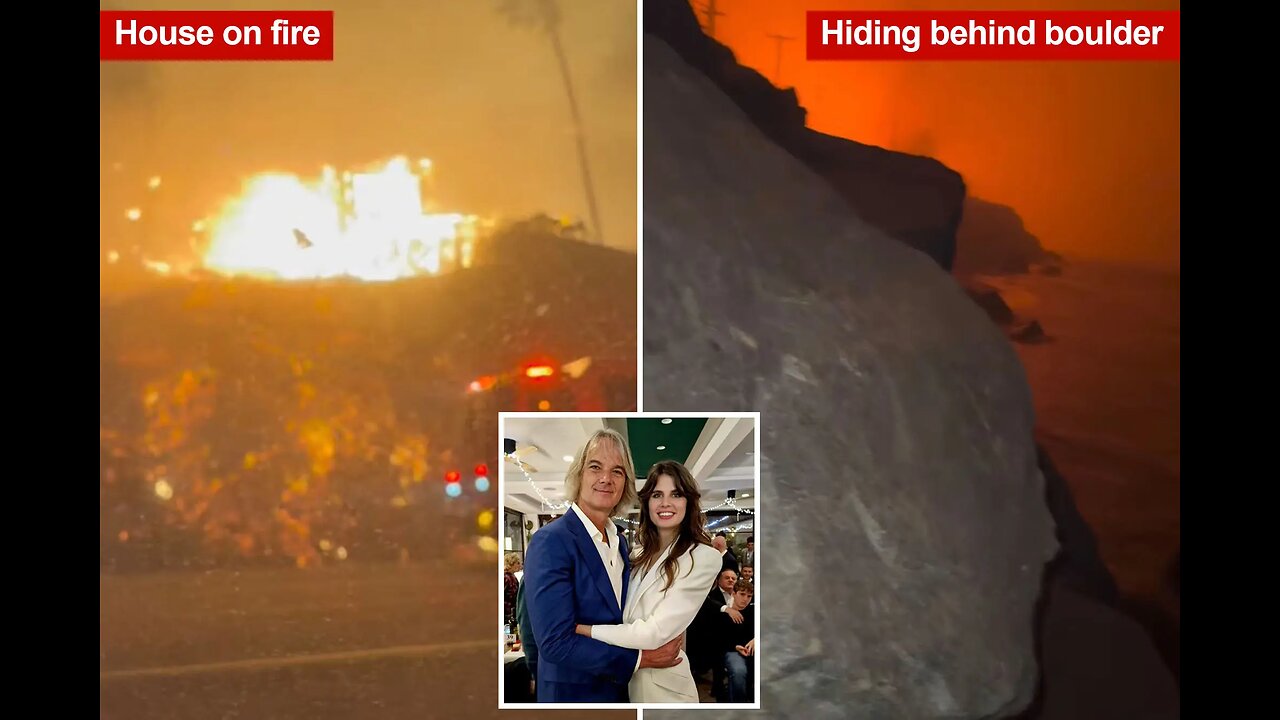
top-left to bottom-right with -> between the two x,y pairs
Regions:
564,428 -> 639,517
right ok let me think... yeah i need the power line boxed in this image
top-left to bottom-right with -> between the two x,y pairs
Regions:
699,0 -> 727,40
765,32 -> 797,86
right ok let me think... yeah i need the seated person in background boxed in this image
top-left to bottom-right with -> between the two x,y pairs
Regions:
708,579 -> 755,703
688,568 -> 740,676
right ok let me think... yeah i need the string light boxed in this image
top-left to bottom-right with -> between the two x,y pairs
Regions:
705,496 -> 754,515
704,492 -> 754,534
505,452 -> 570,512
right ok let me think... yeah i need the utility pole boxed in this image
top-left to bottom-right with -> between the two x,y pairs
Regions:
700,0 -> 726,40
766,32 -> 796,86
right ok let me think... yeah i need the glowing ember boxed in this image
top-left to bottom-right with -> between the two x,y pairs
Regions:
200,156 -> 483,282
154,479 -> 174,500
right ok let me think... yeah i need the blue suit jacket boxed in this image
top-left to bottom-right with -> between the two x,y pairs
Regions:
523,510 -> 639,702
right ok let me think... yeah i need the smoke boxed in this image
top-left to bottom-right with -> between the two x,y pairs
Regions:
712,0 -> 1180,268
99,0 -> 639,259
496,0 -> 561,32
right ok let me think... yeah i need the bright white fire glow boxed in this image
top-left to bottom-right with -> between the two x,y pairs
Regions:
200,156 -> 481,282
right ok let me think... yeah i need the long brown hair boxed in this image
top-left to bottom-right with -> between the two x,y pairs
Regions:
634,460 -> 713,593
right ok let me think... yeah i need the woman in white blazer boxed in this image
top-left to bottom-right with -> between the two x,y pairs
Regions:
575,460 -> 721,703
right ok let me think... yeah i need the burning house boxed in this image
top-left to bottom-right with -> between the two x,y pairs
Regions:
197,156 -> 490,282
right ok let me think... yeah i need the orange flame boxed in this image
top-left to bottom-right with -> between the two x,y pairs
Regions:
199,156 -> 485,282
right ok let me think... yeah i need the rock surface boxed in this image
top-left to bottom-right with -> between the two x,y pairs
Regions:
643,35 -> 1057,719
1014,577 -> 1181,720
1011,448 -> 1180,719
961,280 -> 1017,326
1011,320 -> 1049,345
954,197 -> 1062,277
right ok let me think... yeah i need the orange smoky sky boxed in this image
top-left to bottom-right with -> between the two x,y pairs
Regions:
100,0 -> 637,257
701,0 -> 1180,269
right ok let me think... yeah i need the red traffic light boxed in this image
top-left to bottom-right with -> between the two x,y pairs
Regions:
445,470 -> 461,483
474,463 -> 489,477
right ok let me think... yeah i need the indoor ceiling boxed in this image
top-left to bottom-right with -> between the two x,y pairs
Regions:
502,415 -> 756,518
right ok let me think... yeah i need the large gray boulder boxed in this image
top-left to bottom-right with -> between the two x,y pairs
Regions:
643,34 -> 1058,720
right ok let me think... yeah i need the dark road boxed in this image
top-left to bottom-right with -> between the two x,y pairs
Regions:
100,563 -> 635,719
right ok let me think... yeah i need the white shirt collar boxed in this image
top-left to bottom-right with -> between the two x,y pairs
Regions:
570,503 -> 617,546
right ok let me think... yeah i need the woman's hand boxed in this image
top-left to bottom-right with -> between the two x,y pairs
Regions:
575,624 -> 592,637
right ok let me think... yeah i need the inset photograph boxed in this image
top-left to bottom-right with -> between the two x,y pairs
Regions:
498,413 -> 760,709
